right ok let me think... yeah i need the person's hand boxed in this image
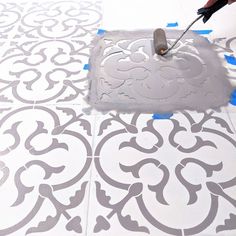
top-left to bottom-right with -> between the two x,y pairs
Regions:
205,0 -> 236,7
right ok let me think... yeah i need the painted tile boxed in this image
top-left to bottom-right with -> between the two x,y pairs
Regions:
0,0 -> 235,236
87,111 -> 236,235
0,39 -> 90,106
0,105 -> 94,235
14,1 -> 102,40
0,1 -> 102,106
0,2 -> 27,41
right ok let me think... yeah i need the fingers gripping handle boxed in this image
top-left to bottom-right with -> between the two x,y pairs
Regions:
198,0 -> 228,23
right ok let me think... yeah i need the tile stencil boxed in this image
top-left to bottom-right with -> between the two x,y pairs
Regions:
87,30 -> 233,113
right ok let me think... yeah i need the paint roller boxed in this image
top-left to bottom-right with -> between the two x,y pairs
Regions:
154,0 -> 228,56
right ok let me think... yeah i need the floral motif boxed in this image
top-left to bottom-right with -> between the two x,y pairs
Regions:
0,1 -> 235,236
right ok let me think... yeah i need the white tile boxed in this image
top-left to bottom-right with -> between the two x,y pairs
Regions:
14,1 -> 102,40
0,39 -> 91,106
226,104 -> 236,135
226,100 -> 236,113
0,0 -> 103,107
1,0 -> 236,235
86,111 -> 236,236
0,105 -> 95,235
0,2 -> 28,42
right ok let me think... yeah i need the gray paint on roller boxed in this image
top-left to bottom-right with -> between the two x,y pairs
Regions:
153,28 -> 168,55
87,30 -> 233,113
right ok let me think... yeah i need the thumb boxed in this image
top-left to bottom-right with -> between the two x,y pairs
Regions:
204,0 -> 217,7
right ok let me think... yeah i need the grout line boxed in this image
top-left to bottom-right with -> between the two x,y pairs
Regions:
84,113 -> 98,236
225,107 -> 236,134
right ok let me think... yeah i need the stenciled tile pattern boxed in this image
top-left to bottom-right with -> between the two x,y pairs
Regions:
15,1 -> 102,40
0,39 -> 90,105
0,2 -> 27,41
0,1 -> 101,235
212,35 -> 236,129
87,111 -> 236,236
0,0 -> 102,106
211,36 -> 236,85
87,30 -> 232,113
0,0 -> 235,236
0,105 -> 95,235
0,107 -> 236,235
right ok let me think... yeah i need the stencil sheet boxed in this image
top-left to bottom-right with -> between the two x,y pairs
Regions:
88,30 -> 233,113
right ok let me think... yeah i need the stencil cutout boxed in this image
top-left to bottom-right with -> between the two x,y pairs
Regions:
87,30 -> 233,113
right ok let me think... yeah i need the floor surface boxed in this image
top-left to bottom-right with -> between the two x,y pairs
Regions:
0,0 -> 235,235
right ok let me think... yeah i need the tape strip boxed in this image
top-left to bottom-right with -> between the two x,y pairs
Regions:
192,30 -> 213,35
166,22 -> 178,27
83,64 -> 90,70
224,55 -> 236,66
97,29 -> 106,35
230,89 -> 236,106
152,113 -> 173,120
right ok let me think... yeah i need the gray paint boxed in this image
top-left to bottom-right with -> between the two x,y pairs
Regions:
87,30 -> 233,113
0,1 -> 235,236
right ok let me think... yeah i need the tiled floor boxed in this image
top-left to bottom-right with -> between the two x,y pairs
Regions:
0,0 -> 236,236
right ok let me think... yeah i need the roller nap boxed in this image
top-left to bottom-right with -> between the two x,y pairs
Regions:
153,28 -> 168,55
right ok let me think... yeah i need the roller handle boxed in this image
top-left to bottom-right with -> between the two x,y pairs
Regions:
197,0 -> 228,23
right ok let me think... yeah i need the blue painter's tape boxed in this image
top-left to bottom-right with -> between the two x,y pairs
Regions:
192,30 -> 213,35
97,29 -> 106,35
166,22 -> 178,27
224,55 -> 236,66
83,64 -> 90,70
152,113 -> 173,120
230,89 -> 236,106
